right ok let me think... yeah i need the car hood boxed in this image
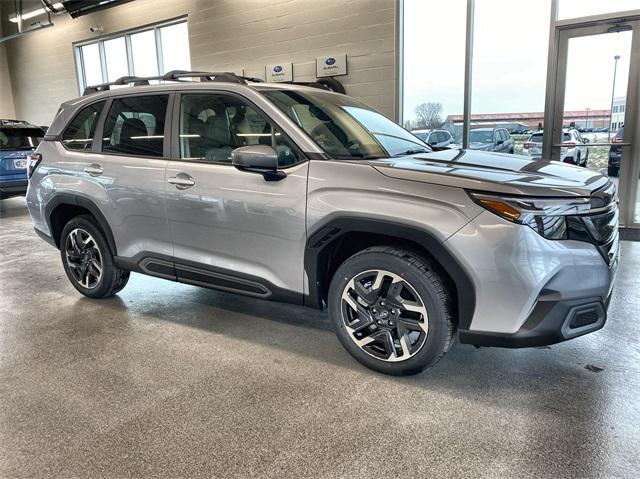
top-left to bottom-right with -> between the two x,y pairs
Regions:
368,149 -> 608,197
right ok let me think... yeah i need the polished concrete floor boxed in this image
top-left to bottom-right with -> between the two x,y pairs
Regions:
1,196 -> 639,478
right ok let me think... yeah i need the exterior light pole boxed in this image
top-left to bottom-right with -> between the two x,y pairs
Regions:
585,107 -> 590,130
609,55 -> 620,141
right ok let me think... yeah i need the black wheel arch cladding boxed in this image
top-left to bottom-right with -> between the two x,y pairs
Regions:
304,216 -> 476,330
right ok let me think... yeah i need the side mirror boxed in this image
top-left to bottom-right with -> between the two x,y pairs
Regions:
232,145 -> 285,181
429,141 -> 438,146
583,138 -> 590,143
496,140 -> 504,145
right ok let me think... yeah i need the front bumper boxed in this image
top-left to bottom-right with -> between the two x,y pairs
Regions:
446,210 -> 618,347
0,179 -> 28,199
459,295 -> 610,347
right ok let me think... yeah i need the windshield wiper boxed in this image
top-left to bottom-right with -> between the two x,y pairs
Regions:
390,148 -> 430,157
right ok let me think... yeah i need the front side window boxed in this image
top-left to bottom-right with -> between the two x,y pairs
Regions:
61,101 -> 105,151
179,94 -> 299,167
261,89 -> 430,159
0,127 -> 44,151
102,95 -> 168,157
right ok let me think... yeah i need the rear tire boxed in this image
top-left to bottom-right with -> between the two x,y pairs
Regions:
60,215 -> 129,298
328,246 -> 455,376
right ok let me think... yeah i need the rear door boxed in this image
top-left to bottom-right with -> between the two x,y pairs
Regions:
88,94 -> 173,261
164,91 -> 308,298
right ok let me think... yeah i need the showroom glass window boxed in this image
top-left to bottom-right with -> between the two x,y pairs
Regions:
470,0 -> 551,156
74,20 -> 191,92
61,101 -> 106,151
179,94 -> 300,167
102,95 -> 168,157
402,0 -> 466,142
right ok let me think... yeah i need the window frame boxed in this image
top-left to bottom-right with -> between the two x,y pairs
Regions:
169,90 -> 308,169
94,92 -> 174,159
73,17 -> 189,93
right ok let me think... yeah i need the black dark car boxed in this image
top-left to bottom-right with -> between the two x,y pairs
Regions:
608,126 -> 624,177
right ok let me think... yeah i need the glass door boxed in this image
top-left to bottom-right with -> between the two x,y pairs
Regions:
547,19 -> 640,229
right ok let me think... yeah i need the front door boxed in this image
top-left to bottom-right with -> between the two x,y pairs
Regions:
165,92 -> 308,299
546,17 -> 640,229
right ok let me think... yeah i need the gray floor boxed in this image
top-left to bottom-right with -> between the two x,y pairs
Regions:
1,196 -> 639,479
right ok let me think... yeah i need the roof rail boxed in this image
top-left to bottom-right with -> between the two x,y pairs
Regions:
82,70 -> 264,96
0,119 -> 31,126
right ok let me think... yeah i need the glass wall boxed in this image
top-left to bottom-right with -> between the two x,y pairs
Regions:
75,19 -> 191,91
470,0 -> 551,156
558,0 -> 640,21
401,0 -> 466,144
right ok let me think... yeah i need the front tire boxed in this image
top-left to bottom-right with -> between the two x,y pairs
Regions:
60,215 -> 129,298
328,246 -> 455,376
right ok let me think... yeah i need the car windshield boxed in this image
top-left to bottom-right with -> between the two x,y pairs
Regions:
469,130 -> 493,143
0,127 -> 44,151
260,89 -> 430,159
412,132 -> 429,141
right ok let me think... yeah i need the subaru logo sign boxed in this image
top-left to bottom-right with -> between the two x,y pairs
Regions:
273,65 -> 283,73
325,57 -> 336,66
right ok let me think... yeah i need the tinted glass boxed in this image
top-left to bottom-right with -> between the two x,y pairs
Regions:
61,101 -> 105,151
179,94 -> 299,167
0,128 -> 44,151
102,95 -> 168,157
469,130 -> 494,143
438,131 -> 450,142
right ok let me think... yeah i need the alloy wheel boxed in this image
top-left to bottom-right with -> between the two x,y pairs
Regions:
64,228 -> 103,289
341,269 -> 429,362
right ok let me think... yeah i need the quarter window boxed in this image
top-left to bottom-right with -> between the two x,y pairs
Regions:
61,101 -> 105,151
179,94 -> 300,167
102,95 -> 168,157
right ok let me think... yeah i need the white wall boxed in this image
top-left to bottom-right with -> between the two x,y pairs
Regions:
4,0 -> 397,125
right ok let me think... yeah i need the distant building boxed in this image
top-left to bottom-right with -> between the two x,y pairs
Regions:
611,96 -> 626,131
445,109 -> 611,130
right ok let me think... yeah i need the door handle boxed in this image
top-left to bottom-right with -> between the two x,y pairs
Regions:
168,173 -> 195,189
84,163 -> 103,176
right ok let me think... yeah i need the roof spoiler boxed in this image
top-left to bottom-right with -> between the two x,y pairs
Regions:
81,70 -> 265,96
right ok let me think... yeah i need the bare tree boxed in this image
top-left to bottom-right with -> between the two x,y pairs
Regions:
414,102 -> 444,129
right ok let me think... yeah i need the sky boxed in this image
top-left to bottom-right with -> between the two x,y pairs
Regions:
403,0 -> 637,122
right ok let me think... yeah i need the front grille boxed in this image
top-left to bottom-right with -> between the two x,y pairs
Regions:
567,181 -> 619,266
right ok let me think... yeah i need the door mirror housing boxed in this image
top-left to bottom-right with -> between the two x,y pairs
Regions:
232,145 -> 285,181
496,140 -> 504,145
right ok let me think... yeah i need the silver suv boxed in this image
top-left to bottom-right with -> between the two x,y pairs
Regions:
26,72 -> 619,376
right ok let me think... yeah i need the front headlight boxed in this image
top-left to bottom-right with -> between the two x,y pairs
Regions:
467,191 -> 592,240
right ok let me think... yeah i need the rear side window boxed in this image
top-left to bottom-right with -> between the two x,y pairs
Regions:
0,127 -> 44,151
102,95 -> 168,157
437,131 -> 449,142
61,101 -> 105,151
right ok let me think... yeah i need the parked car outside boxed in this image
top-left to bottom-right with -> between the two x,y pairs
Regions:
411,129 -> 454,149
523,129 -> 589,166
468,128 -> 514,154
0,120 -> 45,200
608,126 -> 624,177
26,72 -> 619,376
